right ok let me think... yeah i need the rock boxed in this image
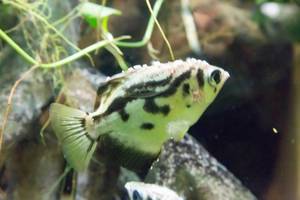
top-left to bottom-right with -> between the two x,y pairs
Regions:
146,134 -> 257,200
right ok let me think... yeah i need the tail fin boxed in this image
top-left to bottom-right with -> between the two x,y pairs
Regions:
49,103 -> 97,171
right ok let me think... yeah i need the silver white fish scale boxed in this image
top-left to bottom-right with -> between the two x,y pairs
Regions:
125,181 -> 184,200
115,58 -> 209,93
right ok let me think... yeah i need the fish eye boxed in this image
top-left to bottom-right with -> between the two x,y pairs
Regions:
209,70 -> 221,86
133,190 -> 143,200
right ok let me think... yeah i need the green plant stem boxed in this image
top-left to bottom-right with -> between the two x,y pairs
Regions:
106,45 -> 128,70
101,19 -> 128,70
146,0 -> 175,60
115,0 -> 164,47
46,165 -> 72,198
40,36 -> 129,68
0,29 -> 38,65
52,5 -> 80,26
0,28 -> 129,68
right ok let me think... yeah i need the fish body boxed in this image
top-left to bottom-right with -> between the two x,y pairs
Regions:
50,58 -> 229,171
124,181 -> 183,200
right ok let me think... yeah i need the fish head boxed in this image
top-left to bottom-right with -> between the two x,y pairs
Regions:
172,59 -> 230,129
186,59 -> 230,106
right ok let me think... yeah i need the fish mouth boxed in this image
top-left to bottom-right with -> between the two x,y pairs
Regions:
221,70 -> 230,85
223,70 -> 230,80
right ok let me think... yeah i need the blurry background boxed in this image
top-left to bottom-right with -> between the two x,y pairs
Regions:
104,1 -> 300,198
0,0 -> 299,199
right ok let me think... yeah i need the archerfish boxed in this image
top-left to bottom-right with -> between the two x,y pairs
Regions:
50,58 -> 229,171
124,181 -> 183,200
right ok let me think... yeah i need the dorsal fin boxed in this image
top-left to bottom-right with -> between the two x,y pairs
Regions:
94,76 -> 124,109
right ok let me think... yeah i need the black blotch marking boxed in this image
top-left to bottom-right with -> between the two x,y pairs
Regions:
140,122 -> 154,130
182,83 -> 190,97
143,98 -> 170,116
126,75 -> 172,96
143,99 -> 158,113
186,104 -> 191,108
161,105 -> 170,115
97,82 -> 110,95
196,68 -> 204,87
96,131 -> 112,142
97,78 -> 121,95
119,109 -> 130,121
147,197 -> 153,200
95,79 -> 122,109
146,76 -> 172,86
96,71 -> 189,121
160,70 -> 191,97
97,97 -> 134,120
97,135 -> 160,174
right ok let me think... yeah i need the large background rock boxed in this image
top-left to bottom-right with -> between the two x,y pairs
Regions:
146,135 -> 256,200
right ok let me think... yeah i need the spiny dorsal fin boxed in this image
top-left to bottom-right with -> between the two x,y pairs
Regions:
94,76 -> 125,109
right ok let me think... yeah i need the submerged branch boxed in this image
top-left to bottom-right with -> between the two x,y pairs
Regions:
0,65 -> 39,154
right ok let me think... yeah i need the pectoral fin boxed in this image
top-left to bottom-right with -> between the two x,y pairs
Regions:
50,103 -> 97,171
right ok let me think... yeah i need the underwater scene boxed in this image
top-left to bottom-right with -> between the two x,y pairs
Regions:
0,0 -> 299,199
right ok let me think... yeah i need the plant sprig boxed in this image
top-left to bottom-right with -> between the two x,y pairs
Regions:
0,29 -> 129,68
0,0 -> 167,157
